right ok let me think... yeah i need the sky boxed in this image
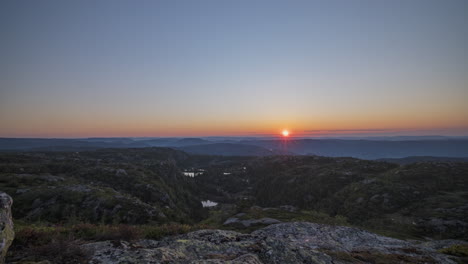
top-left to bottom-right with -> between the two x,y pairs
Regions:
1,0 -> 467,138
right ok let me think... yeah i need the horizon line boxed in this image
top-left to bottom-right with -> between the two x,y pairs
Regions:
1,134 -> 468,140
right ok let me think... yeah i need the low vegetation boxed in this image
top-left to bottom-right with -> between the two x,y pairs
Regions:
9,221 -> 214,263
1,148 -> 467,263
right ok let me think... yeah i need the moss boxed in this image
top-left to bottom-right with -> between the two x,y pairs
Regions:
439,244 -> 468,257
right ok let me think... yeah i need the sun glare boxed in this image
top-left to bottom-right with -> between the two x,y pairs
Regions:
282,129 -> 289,137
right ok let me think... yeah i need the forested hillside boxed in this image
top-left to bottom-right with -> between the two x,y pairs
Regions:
0,148 -> 206,224
1,148 -> 467,239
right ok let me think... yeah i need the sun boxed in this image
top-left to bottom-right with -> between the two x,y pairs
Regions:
282,129 -> 290,137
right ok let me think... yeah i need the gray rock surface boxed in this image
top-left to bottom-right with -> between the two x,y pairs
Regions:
0,192 -> 14,262
84,222 -> 458,263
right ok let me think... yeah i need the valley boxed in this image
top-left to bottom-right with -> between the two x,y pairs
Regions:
1,147 -> 467,263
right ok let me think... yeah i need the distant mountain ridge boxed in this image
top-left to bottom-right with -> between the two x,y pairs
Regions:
377,156 -> 468,164
1,137 -> 468,159
241,138 -> 468,159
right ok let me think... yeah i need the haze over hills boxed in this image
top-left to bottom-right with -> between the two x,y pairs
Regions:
1,137 -> 468,160
178,143 -> 287,156
241,138 -> 468,159
377,156 -> 468,165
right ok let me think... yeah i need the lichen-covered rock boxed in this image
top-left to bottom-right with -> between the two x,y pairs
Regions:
252,222 -> 454,263
83,222 -> 458,263
0,192 -> 14,262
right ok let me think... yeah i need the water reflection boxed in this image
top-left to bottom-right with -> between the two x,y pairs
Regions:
201,200 -> 218,207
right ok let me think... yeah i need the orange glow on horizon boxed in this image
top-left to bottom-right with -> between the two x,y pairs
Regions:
0,113 -> 467,138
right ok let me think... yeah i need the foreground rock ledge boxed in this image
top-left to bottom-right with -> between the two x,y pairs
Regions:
83,222 -> 460,264
0,192 -> 14,263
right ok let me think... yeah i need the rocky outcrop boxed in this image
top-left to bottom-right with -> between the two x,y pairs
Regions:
83,222 -> 458,263
0,192 -> 14,262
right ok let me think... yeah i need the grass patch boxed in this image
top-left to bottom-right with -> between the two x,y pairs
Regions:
238,207 -> 349,226
13,222 -> 215,246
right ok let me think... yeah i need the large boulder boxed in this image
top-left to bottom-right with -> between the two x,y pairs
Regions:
0,192 -> 14,262
83,222 -> 458,263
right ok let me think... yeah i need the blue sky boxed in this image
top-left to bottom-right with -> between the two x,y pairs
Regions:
1,0 -> 467,137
